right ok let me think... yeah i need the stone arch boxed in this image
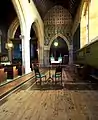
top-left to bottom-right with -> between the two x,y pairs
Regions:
7,17 -> 19,40
12,0 -> 26,36
43,33 -> 71,65
7,18 -> 37,40
48,33 -> 70,50
8,18 -> 44,67
34,20 -> 44,65
30,20 -> 44,65
32,20 -> 41,45
11,0 -> 44,71
34,20 -> 44,48
30,21 -> 39,62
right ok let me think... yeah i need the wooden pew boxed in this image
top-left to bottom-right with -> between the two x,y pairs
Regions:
4,65 -> 18,79
0,68 -> 7,83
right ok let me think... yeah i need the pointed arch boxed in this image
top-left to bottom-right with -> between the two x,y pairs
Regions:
12,0 -> 26,35
48,33 -> 70,50
7,17 -> 19,40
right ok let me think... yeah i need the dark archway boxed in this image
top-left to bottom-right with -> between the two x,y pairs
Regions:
30,24 -> 38,65
50,36 -> 69,65
12,23 -> 39,67
11,25 -> 22,64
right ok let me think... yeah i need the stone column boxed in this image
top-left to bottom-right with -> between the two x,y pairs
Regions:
8,49 -> 12,64
44,49 -> 50,67
38,46 -> 44,67
6,41 -> 13,64
21,34 -> 31,74
69,44 -> 73,65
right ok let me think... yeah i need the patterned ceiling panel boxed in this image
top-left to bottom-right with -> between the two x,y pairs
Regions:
44,6 -> 72,46
33,0 -> 81,19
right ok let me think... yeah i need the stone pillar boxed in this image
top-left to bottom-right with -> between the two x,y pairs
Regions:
69,44 -> 73,65
44,49 -> 50,67
6,41 -> 13,64
21,34 -> 31,74
8,49 -> 12,64
39,46 -> 44,67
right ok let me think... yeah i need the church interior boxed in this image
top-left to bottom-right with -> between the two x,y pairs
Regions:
0,0 -> 98,119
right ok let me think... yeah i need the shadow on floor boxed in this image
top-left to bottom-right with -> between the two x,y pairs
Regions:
62,74 -> 98,90
64,79 -> 98,90
30,82 -> 63,91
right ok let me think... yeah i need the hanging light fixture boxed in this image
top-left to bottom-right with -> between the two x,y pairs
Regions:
54,40 -> 58,47
54,25 -> 58,47
5,40 -> 14,50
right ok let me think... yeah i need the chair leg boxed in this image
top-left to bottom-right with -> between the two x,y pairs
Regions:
40,78 -> 41,85
35,78 -> 37,84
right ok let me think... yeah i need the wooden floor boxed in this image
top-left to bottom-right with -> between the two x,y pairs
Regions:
0,68 -> 98,120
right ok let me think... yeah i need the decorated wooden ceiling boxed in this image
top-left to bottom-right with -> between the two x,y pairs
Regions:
33,0 -> 81,19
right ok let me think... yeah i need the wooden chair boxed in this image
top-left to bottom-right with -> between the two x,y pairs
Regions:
52,66 -> 62,85
33,66 -> 46,85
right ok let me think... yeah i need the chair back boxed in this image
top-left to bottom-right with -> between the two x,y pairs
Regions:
56,66 -> 62,73
55,66 -> 62,77
33,66 -> 41,77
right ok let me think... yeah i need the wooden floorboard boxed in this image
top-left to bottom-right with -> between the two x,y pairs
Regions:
0,69 -> 98,120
